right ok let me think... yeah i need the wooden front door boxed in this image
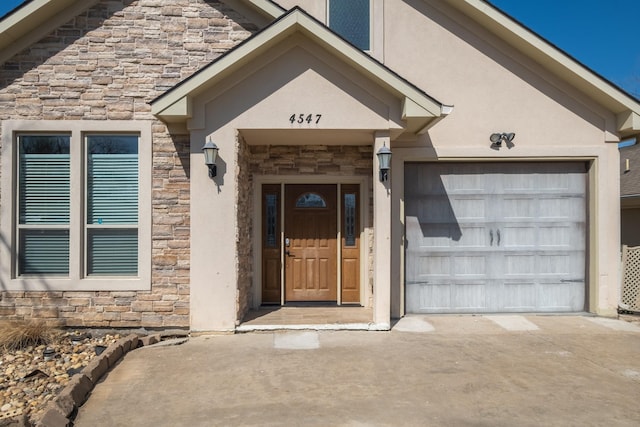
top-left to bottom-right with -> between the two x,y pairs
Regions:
284,184 -> 338,302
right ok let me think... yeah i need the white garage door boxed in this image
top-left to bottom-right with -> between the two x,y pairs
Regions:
405,162 -> 586,313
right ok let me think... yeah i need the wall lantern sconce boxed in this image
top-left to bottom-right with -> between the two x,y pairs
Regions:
490,132 -> 516,149
376,143 -> 392,182
202,138 -> 219,178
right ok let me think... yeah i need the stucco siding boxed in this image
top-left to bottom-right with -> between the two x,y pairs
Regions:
383,0 -> 618,148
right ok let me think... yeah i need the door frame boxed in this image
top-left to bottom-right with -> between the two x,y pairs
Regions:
252,175 -> 370,308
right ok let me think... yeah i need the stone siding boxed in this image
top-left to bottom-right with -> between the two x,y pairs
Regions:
249,145 -> 373,177
236,134 -> 252,322
0,0 -> 255,328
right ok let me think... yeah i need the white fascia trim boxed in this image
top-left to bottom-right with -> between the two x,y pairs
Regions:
447,0 -> 640,119
0,0 -> 100,65
0,0 -> 52,38
153,9 -> 442,121
243,0 -> 286,19
618,111 -> 640,137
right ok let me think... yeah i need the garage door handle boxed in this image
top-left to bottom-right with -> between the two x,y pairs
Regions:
489,229 -> 493,246
497,229 -> 501,246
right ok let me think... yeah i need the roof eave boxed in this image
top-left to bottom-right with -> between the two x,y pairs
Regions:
618,111 -> 640,138
240,0 -> 285,19
0,0 -> 100,65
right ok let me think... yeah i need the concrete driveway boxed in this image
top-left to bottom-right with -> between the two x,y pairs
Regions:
73,315 -> 640,426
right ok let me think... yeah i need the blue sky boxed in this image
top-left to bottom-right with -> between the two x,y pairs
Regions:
1,0 -> 639,96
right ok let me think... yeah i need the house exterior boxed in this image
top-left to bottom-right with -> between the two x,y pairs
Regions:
1,0 -> 639,332
620,141 -> 640,246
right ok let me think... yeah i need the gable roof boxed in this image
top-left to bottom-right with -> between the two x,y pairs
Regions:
1,0 -> 638,136
235,0 -> 640,137
150,6 -> 447,132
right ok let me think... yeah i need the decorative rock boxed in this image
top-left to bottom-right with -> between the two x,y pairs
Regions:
1,403 -> 13,411
34,407 -> 69,427
0,331 -> 122,424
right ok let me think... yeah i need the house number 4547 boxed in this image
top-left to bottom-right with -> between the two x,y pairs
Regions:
289,114 -> 322,124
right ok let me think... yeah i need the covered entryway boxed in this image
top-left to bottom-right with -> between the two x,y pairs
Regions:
405,162 -> 587,313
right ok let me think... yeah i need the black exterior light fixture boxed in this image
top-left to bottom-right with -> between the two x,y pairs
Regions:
376,143 -> 392,182
490,132 -> 516,149
202,138 -> 219,178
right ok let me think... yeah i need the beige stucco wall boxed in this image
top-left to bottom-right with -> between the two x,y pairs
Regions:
230,0 -> 622,321
380,0 -> 621,316
185,0 -> 624,329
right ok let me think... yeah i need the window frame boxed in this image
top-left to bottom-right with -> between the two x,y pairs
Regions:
16,133 -> 72,276
327,0 -> 373,52
1,120 -> 152,291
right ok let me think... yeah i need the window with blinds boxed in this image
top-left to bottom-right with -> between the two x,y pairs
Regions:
18,135 -> 71,275
328,0 -> 370,50
86,135 -> 138,275
15,133 -> 140,278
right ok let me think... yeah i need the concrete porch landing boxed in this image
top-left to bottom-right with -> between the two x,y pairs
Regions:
237,306 -> 376,331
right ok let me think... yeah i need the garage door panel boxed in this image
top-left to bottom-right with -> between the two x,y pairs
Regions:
418,255 -> 451,276
537,197 -> 585,220
538,225 -> 572,247
450,198 -> 486,220
413,224 -> 488,249
502,198 -> 537,219
504,254 -> 536,275
452,283 -> 487,310
453,256 -> 487,276
406,282 -> 451,312
539,281 -> 585,311
445,173 -> 487,194
503,282 -> 537,311
406,218 -> 488,249
405,162 -> 586,314
538,253 -> 583,276
502,226 -> 537,247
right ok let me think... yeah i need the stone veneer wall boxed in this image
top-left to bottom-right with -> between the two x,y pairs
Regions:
235,134 -> 252,322
247,145 -> 375,305
0,0 -> 256,328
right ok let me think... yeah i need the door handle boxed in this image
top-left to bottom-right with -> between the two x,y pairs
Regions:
285,250 -> 294,257
489,229 -> 493,246
497,229 -> 501,247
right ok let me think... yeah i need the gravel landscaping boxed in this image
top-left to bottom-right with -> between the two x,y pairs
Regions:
0,331 -> 119,425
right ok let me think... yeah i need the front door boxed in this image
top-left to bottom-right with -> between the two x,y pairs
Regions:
285,184 -> 338,302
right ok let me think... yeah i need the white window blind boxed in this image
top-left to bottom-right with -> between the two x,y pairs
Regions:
86,135 -> 139,276
17,135 -> 70,275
